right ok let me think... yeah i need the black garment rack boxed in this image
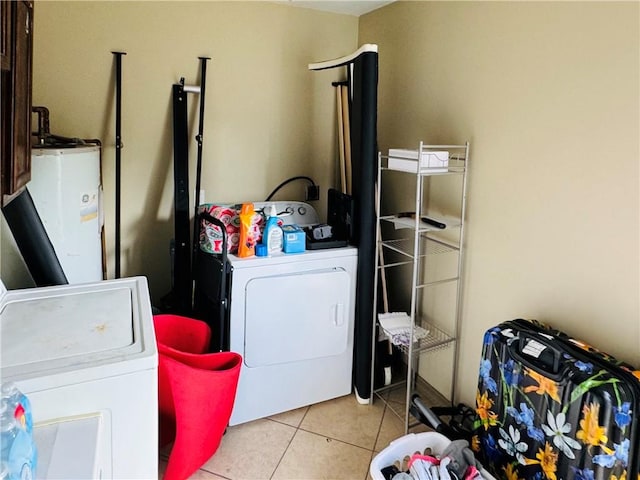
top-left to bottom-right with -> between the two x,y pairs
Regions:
167,56 -> 231,352
170,57 -> 211,316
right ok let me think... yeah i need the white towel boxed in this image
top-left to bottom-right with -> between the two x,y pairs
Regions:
378,312 -> 430,347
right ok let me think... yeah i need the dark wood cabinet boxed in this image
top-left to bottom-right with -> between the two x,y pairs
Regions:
1,0 -> 33,206
1,1 -> 12,71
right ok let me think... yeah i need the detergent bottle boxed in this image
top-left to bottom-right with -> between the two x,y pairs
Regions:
0,383 -> 32,435
238,203 -> 256,258
0,397 -> 37,480
0,401 -> 17,467
262,205 -> 283,256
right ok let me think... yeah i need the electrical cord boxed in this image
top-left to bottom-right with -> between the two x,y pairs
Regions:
264,175 -> 316,202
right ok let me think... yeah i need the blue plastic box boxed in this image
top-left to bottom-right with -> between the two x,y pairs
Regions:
282,225 -> 306,253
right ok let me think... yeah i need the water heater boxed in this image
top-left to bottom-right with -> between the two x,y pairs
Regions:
29,145 -> 103,283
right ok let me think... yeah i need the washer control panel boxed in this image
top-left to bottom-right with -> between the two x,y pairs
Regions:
253,201 -> 319,226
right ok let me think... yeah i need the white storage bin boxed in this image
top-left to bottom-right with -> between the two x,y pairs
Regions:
388,149 -> 449,173
370,431 -> 496,480
370,432 -> 451,480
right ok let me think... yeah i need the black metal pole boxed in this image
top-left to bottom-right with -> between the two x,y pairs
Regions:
112,51 -> 126,279
191,56 -> 210,271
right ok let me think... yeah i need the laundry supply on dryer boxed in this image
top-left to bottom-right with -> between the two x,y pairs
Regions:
198,204 -> 263,254
263,205 -> 283,255
282,225 -> 306,253
238,203 -> 256,258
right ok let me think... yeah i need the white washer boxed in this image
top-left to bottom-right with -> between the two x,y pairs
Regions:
0,277 -> 157,479
226,202 -> 358,426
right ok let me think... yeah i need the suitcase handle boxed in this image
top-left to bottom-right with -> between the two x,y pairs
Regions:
510,332 -> 564,378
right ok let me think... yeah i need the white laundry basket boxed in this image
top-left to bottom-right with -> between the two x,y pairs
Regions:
370,431 -> 496,480
370,432 -> 451,480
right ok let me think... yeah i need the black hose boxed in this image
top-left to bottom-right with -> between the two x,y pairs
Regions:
264,175 -> 316,202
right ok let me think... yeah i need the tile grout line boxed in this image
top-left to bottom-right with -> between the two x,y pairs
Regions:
186,397 -> 387,480
199,465 -> 233,480
372,400 -> 387,451
366,401 -> 388,480
292,395 -> 385,454
268,411 -> 308,480
294,425 -> 377,453
190,430 -> 234,480
267,400 -> 382,480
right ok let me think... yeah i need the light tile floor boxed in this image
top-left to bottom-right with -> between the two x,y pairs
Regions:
158,391 -> 437,480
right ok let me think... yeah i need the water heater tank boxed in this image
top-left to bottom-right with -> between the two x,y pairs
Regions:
29,145 -> 103,283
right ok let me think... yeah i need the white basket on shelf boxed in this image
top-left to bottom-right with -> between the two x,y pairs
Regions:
378,312 -> 430,347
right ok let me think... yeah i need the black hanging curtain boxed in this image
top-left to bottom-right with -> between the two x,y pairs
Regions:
309,44 -> 378,401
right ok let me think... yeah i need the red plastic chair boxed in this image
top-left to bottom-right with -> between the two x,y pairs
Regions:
153,314 -> 242,480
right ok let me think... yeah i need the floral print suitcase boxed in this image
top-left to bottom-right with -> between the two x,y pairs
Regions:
472,319 -> 639,480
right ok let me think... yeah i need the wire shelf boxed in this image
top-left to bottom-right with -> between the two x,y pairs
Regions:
381,237 -> 459,260
380,215 -> 462,233
389,321 -> 455,357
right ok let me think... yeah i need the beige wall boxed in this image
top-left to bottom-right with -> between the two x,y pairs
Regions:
360,1 -> 640,406
2,1 -> 638,409
1,1 -> 358,299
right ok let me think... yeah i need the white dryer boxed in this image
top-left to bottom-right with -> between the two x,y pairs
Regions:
226,202 -> 358,426
0,277 -> 157,479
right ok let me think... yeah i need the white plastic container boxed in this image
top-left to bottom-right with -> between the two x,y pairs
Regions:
263,205 -> 283,255
370,432 -> 451,480
370,431 -> 496,480
388,149 -> 449,173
